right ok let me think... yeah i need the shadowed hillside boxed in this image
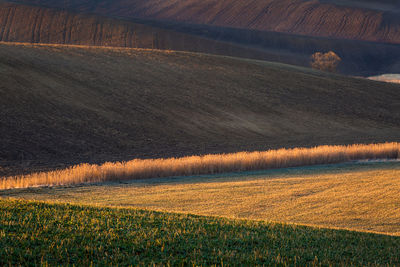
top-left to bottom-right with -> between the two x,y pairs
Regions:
1,2 -> 400,76
321,0 -> 400,11
0,2 -> 290,62
8,0 -> 400,44
0,43 -> 399,175
135,18 -> 400,76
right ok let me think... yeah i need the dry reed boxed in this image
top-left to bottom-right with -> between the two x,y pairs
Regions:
1,142 -> 399,190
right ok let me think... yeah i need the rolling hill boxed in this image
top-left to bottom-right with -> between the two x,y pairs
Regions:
135,18 -> 400,76
0,2 -> 285,62
0,42 -> 399,176
1,1 -> 400,265
321,0 -> 400,11
8,0 -> 400,44
2,2 -> 400,76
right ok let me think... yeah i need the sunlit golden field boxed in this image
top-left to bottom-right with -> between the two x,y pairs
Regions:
4,161 -> 399,236
1,142 -> 399,190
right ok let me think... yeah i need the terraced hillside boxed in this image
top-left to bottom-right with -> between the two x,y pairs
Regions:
1,43 -> 399,175
9,0 -> 400,44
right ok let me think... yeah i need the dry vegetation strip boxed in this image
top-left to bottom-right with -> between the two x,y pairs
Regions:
1,143 -> 399,190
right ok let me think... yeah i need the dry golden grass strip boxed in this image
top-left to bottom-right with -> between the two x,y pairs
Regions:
2,142 -> 399,189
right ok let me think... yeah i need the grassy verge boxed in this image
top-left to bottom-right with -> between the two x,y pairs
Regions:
1,199 -> 399,266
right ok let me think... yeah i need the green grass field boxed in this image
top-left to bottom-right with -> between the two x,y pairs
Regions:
1,199 -> 400,266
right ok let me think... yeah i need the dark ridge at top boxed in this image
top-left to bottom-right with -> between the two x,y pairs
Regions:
7,0 -> 400,44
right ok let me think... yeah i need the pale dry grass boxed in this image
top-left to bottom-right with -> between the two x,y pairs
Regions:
1,142 -> 399,190
368,74 -> 400,84
370,78 -> 400,84
0,41 -> 171,53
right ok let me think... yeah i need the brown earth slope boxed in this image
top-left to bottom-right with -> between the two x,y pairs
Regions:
8,0 -> 400,44
320,0 -> 400,11
2,2 -> 400,76
0,43 -> 399,175
137,19 -> 400,76
0,2 -> 288,62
